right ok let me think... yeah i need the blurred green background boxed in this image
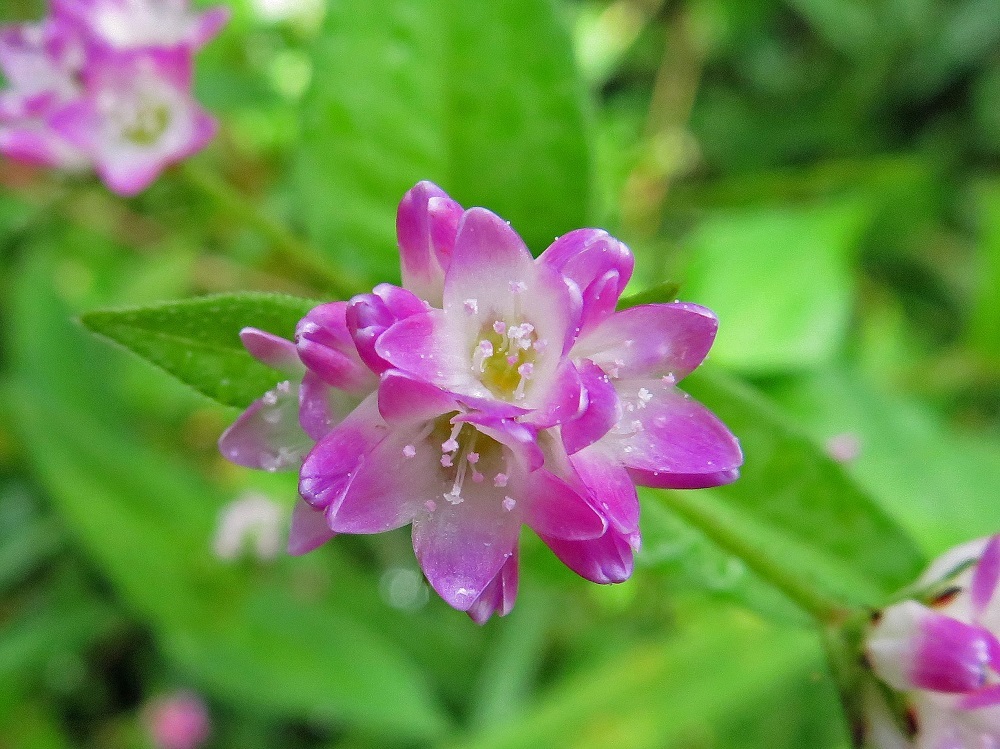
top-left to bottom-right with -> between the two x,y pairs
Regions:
1,0 -> 999,747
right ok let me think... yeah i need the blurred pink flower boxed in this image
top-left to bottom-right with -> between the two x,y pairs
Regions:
53,0 -> 229,51
866,535 -> 1000,748
0,1 -> 226,194
143,691 -> 210,749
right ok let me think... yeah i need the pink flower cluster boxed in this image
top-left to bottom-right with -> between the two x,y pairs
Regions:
866,535 -> 1000,748
220,181 -> 743,623
0,0 -> 228,195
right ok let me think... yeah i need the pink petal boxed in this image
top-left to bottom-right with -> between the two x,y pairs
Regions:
240,327 -> 302,374
972,535 -> 1000,619
518,358 -> 585,430
287,498 -> 335,556
324,425 -> 430,534
298,394 -> 388,511
192,6 -> 231,47
377,369 -> 460,425
298,371 -> 358,441
561,359 -> 621,455
538,228 -> 634,334
609,378 -> 743,489
573,303 -> 718,381
514,467 -> 606,541
397,181 -> 463,305
912,613 -> 992,693
218,381 -> 311,472
960,684 -> 1000,710
455,413 -> 544,473
466,553 -> 519,624
443,207 -> 535,310
375,309 -> 479,394
296,302 -> 377,394
540,527 -> 640,584
346,284 -> 427,375
569,442 -> 640,534
412,483 -> 521,612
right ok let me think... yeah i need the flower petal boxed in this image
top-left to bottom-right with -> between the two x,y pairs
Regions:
298,371 -> 358,441
377,369 -> 460,425
538,228 -> 633,333
466,553 -> 519,624
375,309 -> 480,394
573,303 -> 718,381
240,327 -> 302,374
912,613 -> 994,693
561,359 -> 621,455
608,378 -> 743,489
397,181 -> 462,305
218,381 -> 310,471
456,412 -> 544,473
518,358 -> 585,430
540,527 -> 640,584
287,498 -> 335,556
412,481 -> 521,612
296,302 -> 377,394
346,284 -> 427,375
514,467 -> 606,541
192,6 -> 231,47
298,393 -> 388,511
972,535 -> 1000,620
569,442 -> 640,534
325,424 -> 431,534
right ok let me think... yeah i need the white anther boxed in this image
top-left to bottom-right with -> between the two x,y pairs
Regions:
463,298 -> 479,314
502,497 -> 517,512
493,320 -> 507,335
402,444 -> 416,458
637,388 -> 652,408
493,473 -> 508,488
509,280 -> 527,294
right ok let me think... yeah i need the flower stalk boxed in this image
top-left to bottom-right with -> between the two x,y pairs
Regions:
177,160 -> 364,298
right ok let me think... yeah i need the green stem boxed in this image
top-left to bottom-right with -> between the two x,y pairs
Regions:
655,488 -> 848,624
177,161 -> 365,299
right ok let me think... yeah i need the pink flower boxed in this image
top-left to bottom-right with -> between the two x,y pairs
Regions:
222,181 -> 741,622
53,0 -> 229,51
0,18 -> 89,169
865,535 -> 1000,748
50,47 -> 216,195
142,691 -> 210,749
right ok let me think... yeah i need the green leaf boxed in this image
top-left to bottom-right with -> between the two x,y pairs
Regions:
444,605 -> 844,749
8,248 -> 451,740
680,200 -> 870,373
80,292 -> 319,409
668,369 -> 925,613
297,0 -> 592,283
769,368 -> 1000,555
970,179 -> 1000,359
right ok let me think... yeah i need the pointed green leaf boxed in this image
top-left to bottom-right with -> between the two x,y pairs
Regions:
80,293 -> 320,408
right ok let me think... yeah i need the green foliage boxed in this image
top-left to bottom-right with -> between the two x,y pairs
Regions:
81,293 -> 319,409
1,0 -> 998,746
297,0 -> 593,283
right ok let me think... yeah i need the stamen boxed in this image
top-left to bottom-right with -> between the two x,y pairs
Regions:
471,470 -> 484,483
509,280 -> 527,294
402,444 -> 416,458
493,472 -> 508,488
467,452 -> 480,464
463,298 -> 479,314
533,338 -> 548,352
472,340 -> 493,373
424,500 -> 437,512
440,455 -> 453,467
502,497 -> 517,512
637,388 -> 652,407
493,320 -> 506,335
